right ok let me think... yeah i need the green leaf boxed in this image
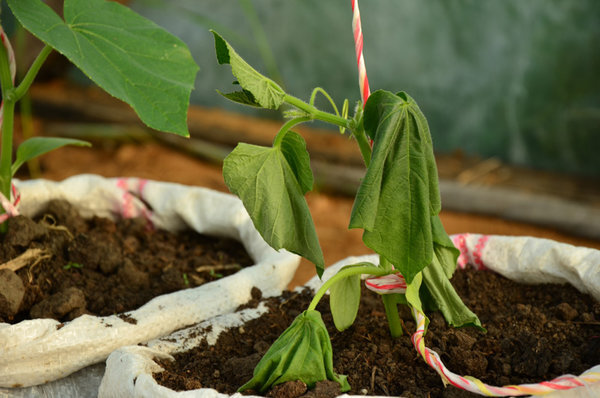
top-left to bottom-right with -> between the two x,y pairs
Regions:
431,215 -> 460,279
12,137 -> 91,176
421,251 -> 483,330
349,90 -> 441,283
280,132 -> 313,194
223,137 -> 324,275
8,0 -> 198,136
329,266 -> 361,331
212,30 -> 285,109
217,89 -> 262,107
239,310 -> 350,393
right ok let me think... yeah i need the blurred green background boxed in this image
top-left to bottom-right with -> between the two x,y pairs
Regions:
128,0 -> 600,177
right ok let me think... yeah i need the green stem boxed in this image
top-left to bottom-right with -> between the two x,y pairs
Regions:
378,257 -> 403,337
284,94 -> 350,129
382,294 -> 403,337
352,123 -> 372,168
272,116 -> 311,148
13,45 -> 52,101
307,264 -> 391,311
0,40 -> 15,203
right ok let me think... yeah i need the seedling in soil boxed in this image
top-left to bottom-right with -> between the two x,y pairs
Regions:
63,262 -> 83,271
0,0 -> 198,229
212,31 -> 483,393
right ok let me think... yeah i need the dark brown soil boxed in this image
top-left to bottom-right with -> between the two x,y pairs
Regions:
153,268 -> 600,398
0,200 -> 253,324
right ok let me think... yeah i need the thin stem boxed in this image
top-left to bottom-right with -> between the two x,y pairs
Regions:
284,94 -> 350,129
0,38 -> 15,202
0,101 -> 14,196
382,294 -> 403,337
308,264 -> 391,311
378,256 -> 403,337
272,116 -> 311,148
13,45 -> 52,101
352,124 -> 371,167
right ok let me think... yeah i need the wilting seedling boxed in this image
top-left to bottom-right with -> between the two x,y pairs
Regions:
212,31 -> 482,392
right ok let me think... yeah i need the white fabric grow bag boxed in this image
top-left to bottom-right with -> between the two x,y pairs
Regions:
0,175 -> 300,388
98,235 -> 600,398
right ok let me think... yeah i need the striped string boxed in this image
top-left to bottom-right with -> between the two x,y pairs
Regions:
351,0 -> 370,106
411,306 -> 600,395
0,184 -> 20,223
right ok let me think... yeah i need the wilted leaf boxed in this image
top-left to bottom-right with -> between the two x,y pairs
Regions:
239,310 -> 350,393
212,30 -> 285,109
350,90 -> 440,283
223,134 -> 324,274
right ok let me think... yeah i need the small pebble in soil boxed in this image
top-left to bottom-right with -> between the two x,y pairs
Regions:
0,269 -> 25,319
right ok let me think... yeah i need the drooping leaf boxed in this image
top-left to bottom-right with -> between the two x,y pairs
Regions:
421,251 -> 483,330
212,30 -> 285,109
431,215 -> 460,279
349,90 -> 441,283
8,0 -> 198,136
12,137 -> 91,176
329,266 -> 361,331
421,216 -> 483,329
239,310 -> 350,393
223,136 -> 324,275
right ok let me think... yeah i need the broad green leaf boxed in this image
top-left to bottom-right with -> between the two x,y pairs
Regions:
239,310 -> 350,393
280,132 -> 313,194
223,138 -> 324,275
8,0 -> 198,136
212,30 -> 285,109
349,90 -> 441,283
421,252 -> 483,330
329,266 -> 361,331
12,137 -> 90,176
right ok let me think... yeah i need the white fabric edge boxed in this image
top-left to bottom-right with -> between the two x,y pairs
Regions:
0,175 -> 300,388
99,238 -> 600,398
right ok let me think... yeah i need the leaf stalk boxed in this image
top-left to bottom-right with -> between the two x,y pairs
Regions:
307,264 -> 391,312
272,116 -> 311,148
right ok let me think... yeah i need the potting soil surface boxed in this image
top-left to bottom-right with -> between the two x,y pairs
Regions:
154,268 -> 600,398
0,200 -> 253,324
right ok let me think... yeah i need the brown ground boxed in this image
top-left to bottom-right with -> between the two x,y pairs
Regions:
0,200 -> 253,324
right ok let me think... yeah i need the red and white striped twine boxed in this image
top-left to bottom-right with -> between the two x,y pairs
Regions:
351,0 -> 370,106
0,184 -> 21,223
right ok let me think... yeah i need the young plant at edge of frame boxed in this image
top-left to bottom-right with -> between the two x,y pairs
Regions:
0,0 -> 199,230
212,31 -> 483,394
